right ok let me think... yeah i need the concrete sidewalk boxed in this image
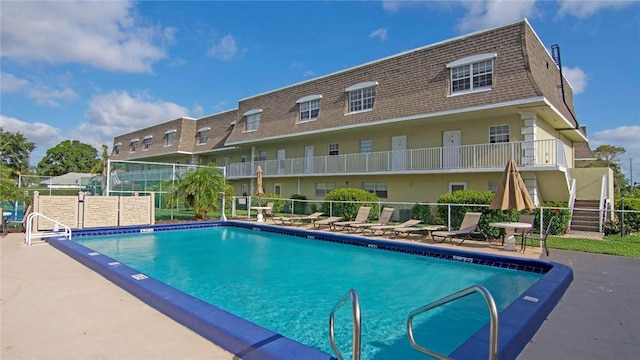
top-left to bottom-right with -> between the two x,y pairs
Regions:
1,233 -> 233,360
518,249 -> 640,359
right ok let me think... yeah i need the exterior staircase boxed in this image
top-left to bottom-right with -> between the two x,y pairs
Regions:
569,199 -> 602,234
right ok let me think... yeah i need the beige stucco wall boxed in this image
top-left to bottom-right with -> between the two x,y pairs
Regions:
569,167 -> 614,200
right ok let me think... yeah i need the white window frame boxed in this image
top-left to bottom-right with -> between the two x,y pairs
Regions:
345,81 -> 377,114
299,98 -> 320,122
143,136 -> 152,150
165,129 -> 176,147
447,53 -> 496,95
197,127 -> 210,145
113,143 -> 121,155
489,125 -> 510,144
362,182 -> 388,198
315,182 -> 336,197
258,150 -> 267,161
273,183 -> 282,196
130,139 -> 138,152
360,139 -> 372,153
449,182 -> 467,194
243,109 -> 262,132
328,143 -> 339,156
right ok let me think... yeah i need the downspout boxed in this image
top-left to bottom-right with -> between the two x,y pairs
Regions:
551,44 -> 580,130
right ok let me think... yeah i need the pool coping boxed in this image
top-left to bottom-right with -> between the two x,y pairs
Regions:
50,220 -> 573,360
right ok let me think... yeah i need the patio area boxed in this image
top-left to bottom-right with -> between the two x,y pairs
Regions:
2,222 -> 639,359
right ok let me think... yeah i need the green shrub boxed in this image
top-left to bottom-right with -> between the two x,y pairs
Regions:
617,198 -> 640,232
538,202 -> 570,235
323,188 -> 379,220
290,194 -> 308,215
436,189 -> 509,238
411,203 -> 432,223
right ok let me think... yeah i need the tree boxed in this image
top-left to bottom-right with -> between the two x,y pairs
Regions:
0,128 -> 36,174
0,164 -> 26,203
594,145 -> 626,167
91,144 -> 109,176
592,145 -> 628,189
168,164 -> 231,219
36,140 -> 100,176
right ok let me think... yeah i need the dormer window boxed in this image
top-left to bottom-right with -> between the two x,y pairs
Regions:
130,139 -> 138,152
165,129 -> 176,146
296,95 -> 322,122
345,81 -> 377,114
447,53 -> 496,95
113,143 -> 121,155
197,127 -> 210,145
243,109 -> 262,132
143,135 -> 152,150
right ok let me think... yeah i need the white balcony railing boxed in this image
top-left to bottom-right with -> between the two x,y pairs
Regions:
227,139 -> 566,178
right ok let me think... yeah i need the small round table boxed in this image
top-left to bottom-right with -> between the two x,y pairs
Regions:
489,222 -> 533,251
252,207 -> 272,223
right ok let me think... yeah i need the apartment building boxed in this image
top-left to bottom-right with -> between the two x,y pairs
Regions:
111,19 -> 610,205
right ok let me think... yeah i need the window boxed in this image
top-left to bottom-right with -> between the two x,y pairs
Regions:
300,99 -> 320,122
360,139 -> 372,153
447,53 -> 495,94
489,125 -> 509,143
165,129 -> 176,146
113,143 -> 121,155
362,182 -> 388,198
328,143 -> 339,156
243,109 -> 262,132
316,182 -> 335,197
258,151 -> 267,161
130,139 -> 138,152
449,182 -> 467,193
197,127 -> 210,144
241,184 -> 248,197
273,183 -> 282,196
143,136 -> 152,150
348,86 -> 376,113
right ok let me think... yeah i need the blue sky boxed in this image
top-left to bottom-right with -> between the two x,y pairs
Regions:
1,0 -> 639,182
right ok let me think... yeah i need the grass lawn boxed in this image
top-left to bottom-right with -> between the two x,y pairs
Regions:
544,234 -> 640,258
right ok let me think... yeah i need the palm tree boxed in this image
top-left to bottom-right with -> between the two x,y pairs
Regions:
168,164 -> 231,219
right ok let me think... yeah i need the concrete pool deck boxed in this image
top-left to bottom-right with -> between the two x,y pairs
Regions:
2,226 -> 639,359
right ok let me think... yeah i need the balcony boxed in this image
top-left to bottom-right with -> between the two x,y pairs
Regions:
226,139 -> 567,179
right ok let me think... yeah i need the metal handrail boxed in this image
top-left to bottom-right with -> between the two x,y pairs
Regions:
407,285 -> 499,360
25,212 -> 72,246
329,289 -> 361,360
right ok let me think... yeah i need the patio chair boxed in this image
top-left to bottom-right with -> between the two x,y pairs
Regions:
511,213 -> 535,243
331,206 -> 371,231
313,216 -> 342,230
519,216 -> 555,255
366,219 -> 422,236
264,202 -> 275,218
431,212 -> 485,245
274,212 -> 324,226
393,224 -> 447,239
347,208 -> 395,233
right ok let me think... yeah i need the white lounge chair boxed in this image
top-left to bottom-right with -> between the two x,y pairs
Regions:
366,219 -> 422,236
274,212 -> 324,226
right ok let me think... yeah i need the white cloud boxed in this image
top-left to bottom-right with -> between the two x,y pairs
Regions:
382,1 -> 402,13
589,126 -> 640,178
456,0 -> 538,33
192,104 -> 204,118
80,91 -> 188,151
208,35 -> 238,61
27,86 -> 78,108
303,70 -> 316,77
562,66 -> 588,94
0,115 -> 65,164
0,72 -> 30,93
557,0 -> 634,18
0,1 -> 172,73
369,28 -> 388,41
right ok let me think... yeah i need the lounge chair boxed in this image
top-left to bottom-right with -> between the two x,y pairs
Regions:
393,224 -> 447,239
274,212 -> 324,226
313,216 -> 342,230
264,202 -> 275,218
431,212 -> 485,245
366,219 -> 422,236
331,206 -> 371,231
347,208 -> 395,233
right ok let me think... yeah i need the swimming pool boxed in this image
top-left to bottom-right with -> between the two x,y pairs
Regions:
50,221 -> 572,359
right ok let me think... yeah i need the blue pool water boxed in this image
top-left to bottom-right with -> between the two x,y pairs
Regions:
74,225 -> 542,359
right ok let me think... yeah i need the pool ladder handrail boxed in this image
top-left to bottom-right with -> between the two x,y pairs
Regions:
25,212 -> 72,246
407,285 -> 499,360
328,289 -> 361,360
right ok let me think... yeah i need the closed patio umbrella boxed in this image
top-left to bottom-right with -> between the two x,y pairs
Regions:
490,159 -> 535,211
256,165 -> 264,198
